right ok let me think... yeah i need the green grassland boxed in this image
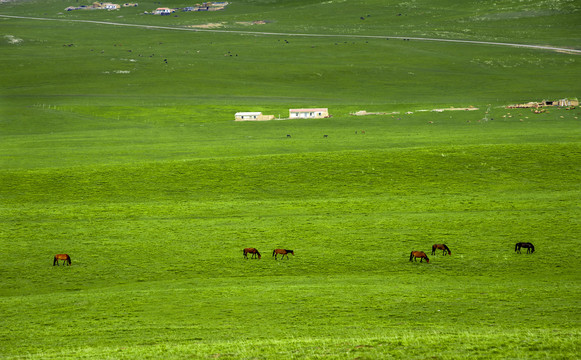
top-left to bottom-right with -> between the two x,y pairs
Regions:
1,0 -> 581,358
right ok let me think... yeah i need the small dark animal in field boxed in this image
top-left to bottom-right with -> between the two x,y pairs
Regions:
515,242 -> 535,254
273,249 -> 294,260
432,244 -> 451,256
53,254 -> 71,266
243,248 -> 261,259
323,135 -> 328,138
286,134 -> 291,138
409,251 -> 429,263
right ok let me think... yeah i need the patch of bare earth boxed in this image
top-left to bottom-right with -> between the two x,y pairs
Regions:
186,23 -> 225,29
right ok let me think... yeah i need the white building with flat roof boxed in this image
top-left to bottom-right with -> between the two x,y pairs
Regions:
235,112 -> 275,121
289,108 -> 329,119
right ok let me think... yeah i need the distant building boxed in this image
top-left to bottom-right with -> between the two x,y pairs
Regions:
153,7 -> 173,15
289,108 -> 329,119
66,2 -> 121,10
101,2 -> 120,9
235,112 -> 275,121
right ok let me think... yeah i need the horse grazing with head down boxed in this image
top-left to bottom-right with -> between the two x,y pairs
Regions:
243,248 -> 261,259
273,249 -> 294,260
53,254 -> 71,266
515,242 -> 535,254
432,244 -> 451,256
409,251 -> 429,263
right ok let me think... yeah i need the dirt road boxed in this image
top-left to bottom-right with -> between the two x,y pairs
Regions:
1,14 -> 580,55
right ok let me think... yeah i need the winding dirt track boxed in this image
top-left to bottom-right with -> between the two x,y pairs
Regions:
1,14 -> 580,54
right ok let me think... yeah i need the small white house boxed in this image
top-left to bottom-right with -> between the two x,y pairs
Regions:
103,2 -> 120,9
235,112 -> 275,121
153,7 -> 172,15
289,108 -> 329,119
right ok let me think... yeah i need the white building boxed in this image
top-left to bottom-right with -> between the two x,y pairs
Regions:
102,2 -> 120,9
153,7 -> 172,15
289,108 -> 329,119
235,112 -> 275,121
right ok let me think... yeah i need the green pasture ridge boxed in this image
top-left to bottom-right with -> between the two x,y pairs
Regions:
1,0 -> 580,358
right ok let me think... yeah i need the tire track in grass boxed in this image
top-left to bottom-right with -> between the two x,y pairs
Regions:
1,14 -> 580,55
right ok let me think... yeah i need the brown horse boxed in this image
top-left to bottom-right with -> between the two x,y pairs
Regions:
243,248 -> 261,259
432,244 -> 451,256
273,249 -> 294,260
515,242 -> 535,254
409,251 -> 429,263
53,254 -> 71,266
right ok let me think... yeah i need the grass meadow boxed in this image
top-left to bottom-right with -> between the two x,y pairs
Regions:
1,0 -> 581,358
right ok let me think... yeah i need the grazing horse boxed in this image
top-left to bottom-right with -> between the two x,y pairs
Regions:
273,249 -> 294,260
243,248 -> 261,259
515,242 -> 535,254
432,244 -> 451,256
53,254 -> 71,266
409,251 -> 429,263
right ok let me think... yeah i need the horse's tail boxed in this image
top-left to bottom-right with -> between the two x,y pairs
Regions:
272,250 -> 275,257
409,252 -> 414,261
515,243 -> 519,252
53,256 -> 57,266
444,245 -> 451,255
67,255 -> 71,265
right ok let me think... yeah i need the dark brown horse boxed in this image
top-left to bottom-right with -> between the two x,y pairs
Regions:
53,254 -> 71,266
273,249 -> 294,260
515,242 -> 535,254
431,244 -> 451,256
409,251 -> 429,263
243,248 -> 261,259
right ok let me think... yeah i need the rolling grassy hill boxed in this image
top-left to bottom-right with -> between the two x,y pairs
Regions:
1,0 -> 580,358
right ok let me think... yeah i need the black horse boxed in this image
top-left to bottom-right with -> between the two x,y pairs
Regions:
515,242 -> 535,254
